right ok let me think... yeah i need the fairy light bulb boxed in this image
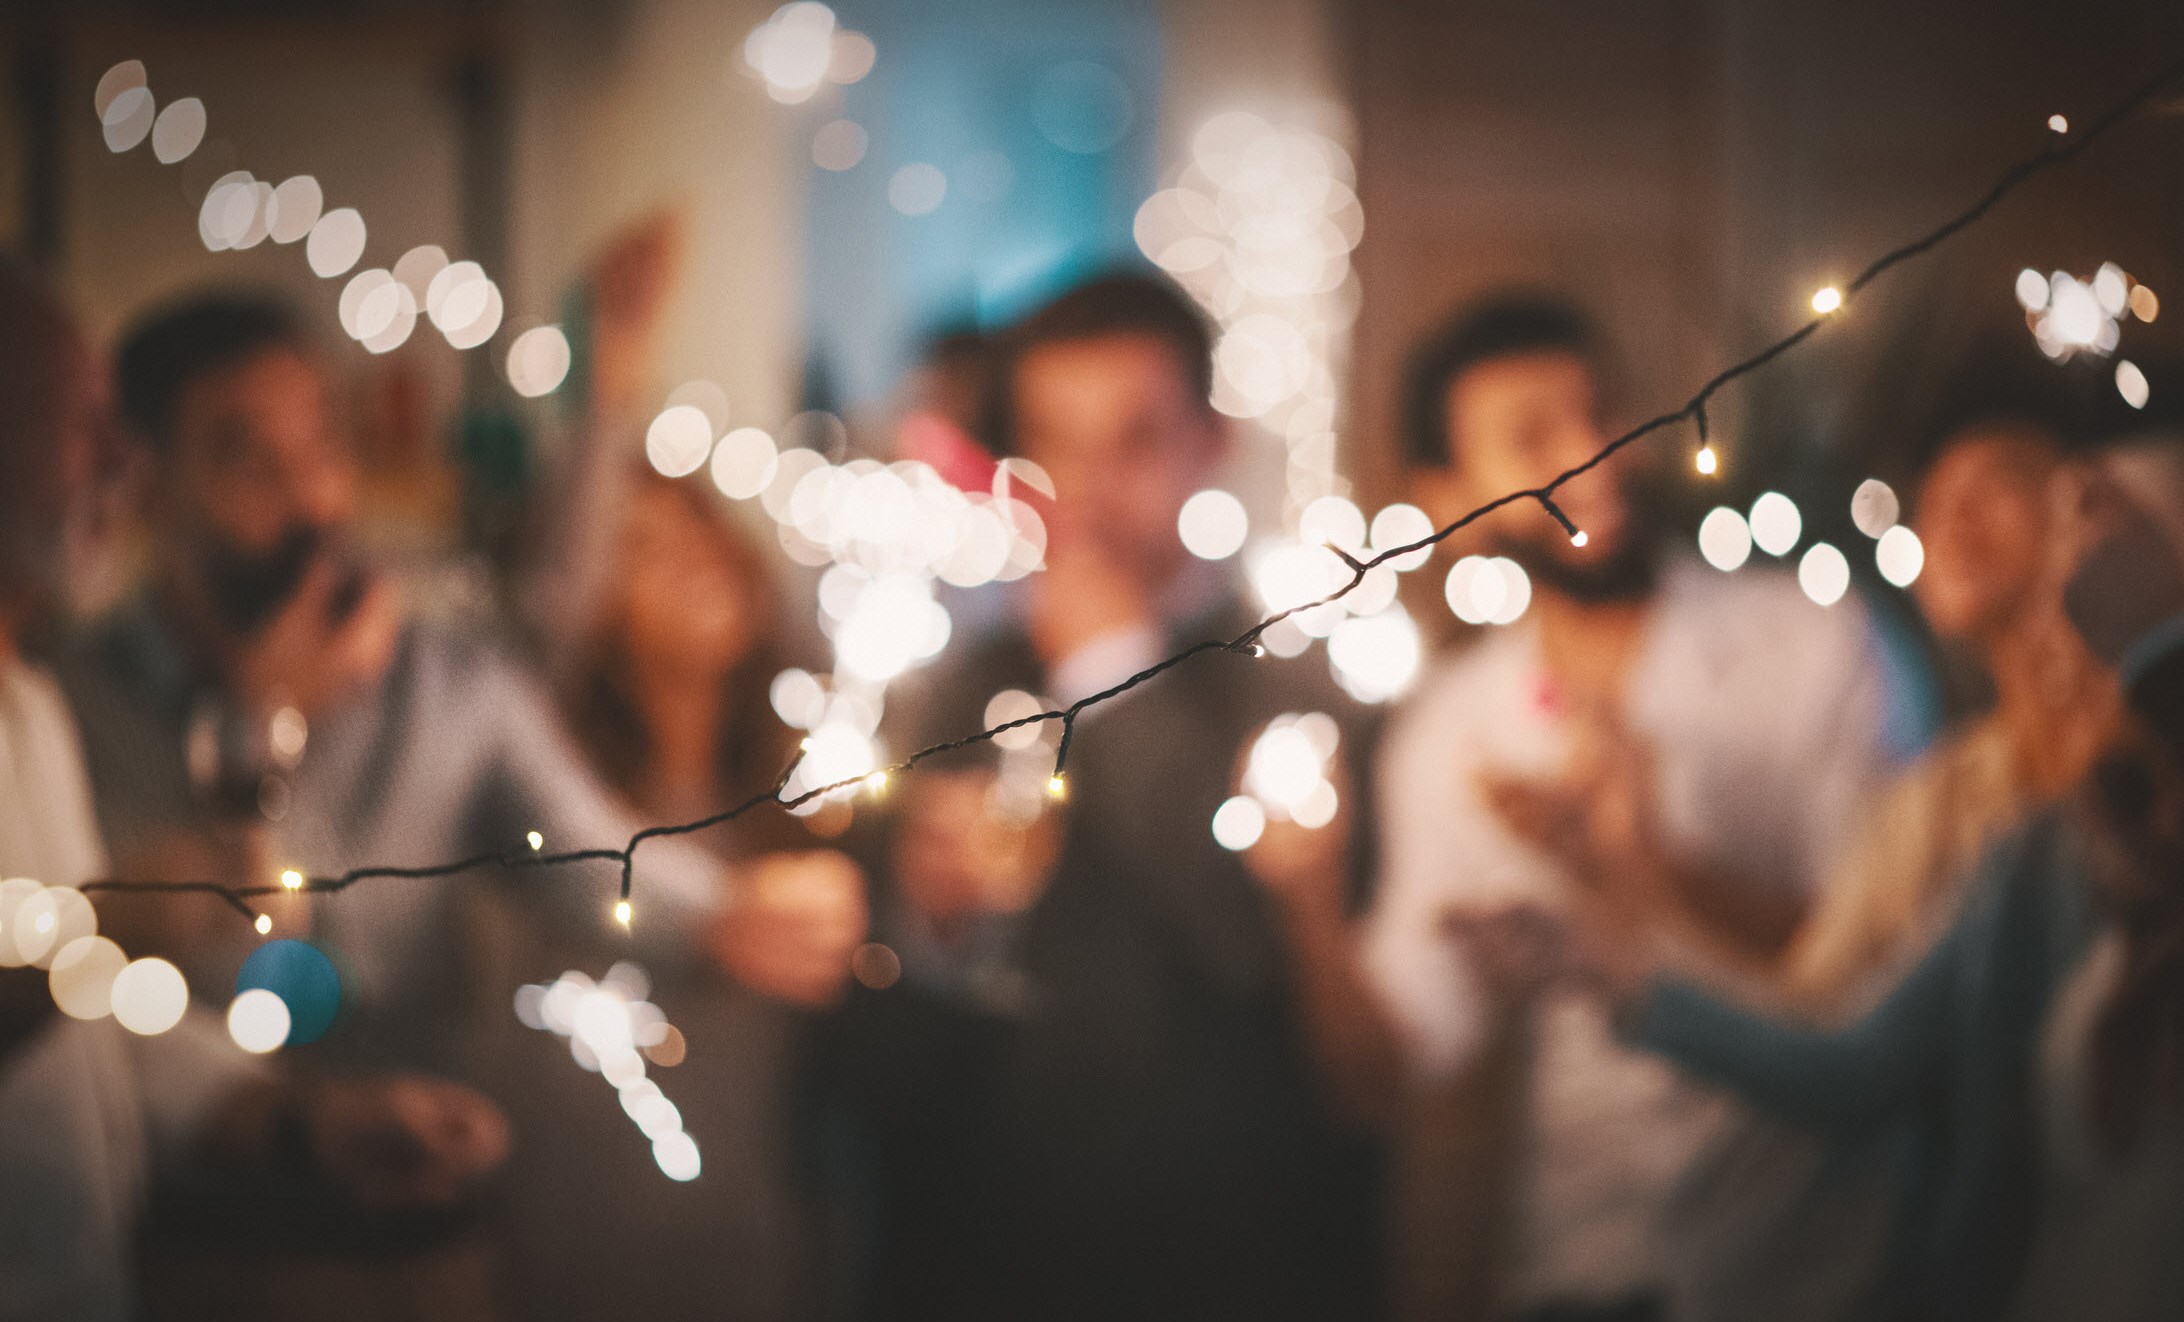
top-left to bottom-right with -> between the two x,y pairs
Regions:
2047,114 -> 2069,134
1570,530 -> 1590,548
1046,774 -> 1068,801
279,869 -> 304,891
253,914 -> 272,935
614,900 -> 633,927
527,830 -> 543,851
1695,444 -> 1718,475
1811,286 -> 1843,314
864,771 -> 889,797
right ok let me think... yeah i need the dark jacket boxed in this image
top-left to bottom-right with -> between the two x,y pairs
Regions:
812,594 -> 1387,1321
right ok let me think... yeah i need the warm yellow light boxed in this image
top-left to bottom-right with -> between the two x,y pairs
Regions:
1046,774 -> 1068,801
526,830 -> 543,851
864,771 -> 889,796
1695,444 -> 1718,476
254,914 -> 272,936
1570,530 -> 1590,548
614,899 -> 632,927
1811,286 -> 1843,314
2047,114 -> 2069,134
279,869 -> 304,891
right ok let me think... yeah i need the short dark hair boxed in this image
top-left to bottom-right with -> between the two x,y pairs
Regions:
1910,336 -> 2092,478
116,293 -> 311,450
1400,294 -> 1602,470
987,270 -> 1214,454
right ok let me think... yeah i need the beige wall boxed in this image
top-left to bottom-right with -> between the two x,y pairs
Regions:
3,2 -> 800,441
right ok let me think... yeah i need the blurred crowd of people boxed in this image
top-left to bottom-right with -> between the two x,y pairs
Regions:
1,219 -> 2180,1322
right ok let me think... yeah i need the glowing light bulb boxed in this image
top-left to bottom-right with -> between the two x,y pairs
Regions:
1046,774 -> 1068,801
2047,114 -> 2069,134
279,869 -> 304,891
1695,444 -> 1718,476
614,900 -> 633,927
254,914 -> 272,936
1811,286 -> 1843,314
1570,530 -> 1590,548
864,771 -> 889,796
527,830 -> 544,851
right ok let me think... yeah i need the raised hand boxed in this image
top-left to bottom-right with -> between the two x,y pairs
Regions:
298,1073 -> 510,1210
711,848 -> 869,1008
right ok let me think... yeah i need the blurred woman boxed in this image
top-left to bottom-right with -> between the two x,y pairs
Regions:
564,472 -> 800,829
1474,440 -> 2184,1322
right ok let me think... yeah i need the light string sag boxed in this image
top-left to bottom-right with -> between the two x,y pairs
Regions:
76,55 -> 2184,931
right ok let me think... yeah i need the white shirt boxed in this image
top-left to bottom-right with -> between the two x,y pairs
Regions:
1365,560 -> 1902,1305
0,655 -> 261,1321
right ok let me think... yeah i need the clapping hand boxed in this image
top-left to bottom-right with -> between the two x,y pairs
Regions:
299,1074 -> 510,1211
711,849 -> 869,1008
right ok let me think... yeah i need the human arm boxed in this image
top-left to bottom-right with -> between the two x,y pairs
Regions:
471,646 -> 865,1004
1249,811 -> 1408,1129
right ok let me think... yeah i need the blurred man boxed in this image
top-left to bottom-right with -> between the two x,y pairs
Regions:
819,272 -> 1385,1320
1251,297 -> 1919,1321
59,293 -> 863,1073
0,260 -> 507,1320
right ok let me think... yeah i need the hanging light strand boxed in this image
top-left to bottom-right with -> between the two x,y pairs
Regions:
77,55 -> 2184,928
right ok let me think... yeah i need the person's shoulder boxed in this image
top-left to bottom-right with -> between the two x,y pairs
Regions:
1380,627 -> 1532,754
0,652 -> 71,726
50,598 -> 183,716
1658,556 -> 1875,675
396,618 -> 546,703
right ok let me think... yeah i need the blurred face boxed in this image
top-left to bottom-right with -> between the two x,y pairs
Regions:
1416,350 -> 1643,597
156,347 -> 357,625
1911,427 -> 2058,646
1011,333 -> 1223,592
614,483 -> 758,681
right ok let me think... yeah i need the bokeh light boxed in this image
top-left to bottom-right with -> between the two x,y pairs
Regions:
1798,542 -> 1850,606
1444,555 -> 1531,625
744,2 -> 840,104
94,61 -> 148,120
10,886 -> 95,967
0,878 -> 40,968
507,325 -> 573,398
1211,796 -> 1266,851
103,86 -> 156,153
2116,359 -> 2150,410
828,31 -> 877,85
1875,524 -> 1924,587
1327,606 -> 1421,704
1178,489 -> 1249,560
236,939 -> 342,1044
646,405 -> 716,478
1032,61 -> 1135,155
1850,479 -> 1900,538
1368,503 -> 1435,571
48,935 -> 127,1021
711,427 -> 779,499
151,97 -> 206,164
521,966 -> 701,1181
813,119 -> 868,171
2016,268 -> 2049,312
1749,491 -> 1802,556
1298,495 -> 1366,553
1697,506 -> 1753,573
226,988 -> 293,1054
269,176 -> 322,244
111,957 -> 189,1036
888,163 -> 948,216
306,207 -> 367,278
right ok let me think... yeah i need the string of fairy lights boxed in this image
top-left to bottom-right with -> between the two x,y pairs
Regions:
14,53 -> 2175,1112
